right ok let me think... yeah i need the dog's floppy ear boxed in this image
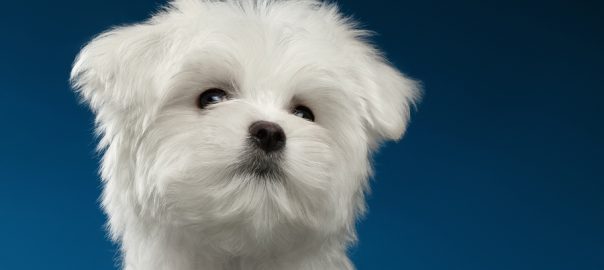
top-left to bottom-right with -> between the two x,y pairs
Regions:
360,58 -> 420,142
70,24 -> 164,113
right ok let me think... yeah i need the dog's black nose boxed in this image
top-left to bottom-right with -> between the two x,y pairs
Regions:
249,121 -> 286,152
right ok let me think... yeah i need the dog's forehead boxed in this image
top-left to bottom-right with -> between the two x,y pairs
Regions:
180,15 -> 351,99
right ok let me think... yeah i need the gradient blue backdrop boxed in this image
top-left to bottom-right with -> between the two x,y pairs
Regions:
1,0 -> 602,269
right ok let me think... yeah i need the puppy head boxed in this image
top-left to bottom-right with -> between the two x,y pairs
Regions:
72,0 -> 419,253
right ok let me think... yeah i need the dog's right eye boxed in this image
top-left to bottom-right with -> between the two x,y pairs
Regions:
292,105 -> 315,122
198,88 -> 228,109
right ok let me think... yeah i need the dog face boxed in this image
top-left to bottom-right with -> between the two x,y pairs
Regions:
72,0 -> 418,253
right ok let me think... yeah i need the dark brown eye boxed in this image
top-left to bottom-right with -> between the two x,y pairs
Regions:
292,105 -> 314,122
198,88 -> 227,109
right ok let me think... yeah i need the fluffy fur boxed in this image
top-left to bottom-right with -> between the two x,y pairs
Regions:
71,0 -> 419,269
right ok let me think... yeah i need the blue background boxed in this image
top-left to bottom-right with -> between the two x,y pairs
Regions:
1,0 -> 602,269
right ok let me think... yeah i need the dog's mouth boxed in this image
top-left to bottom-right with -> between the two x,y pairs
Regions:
232,146 -> 285,179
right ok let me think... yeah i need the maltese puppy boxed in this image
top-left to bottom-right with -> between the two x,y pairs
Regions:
71,0 -> 419,269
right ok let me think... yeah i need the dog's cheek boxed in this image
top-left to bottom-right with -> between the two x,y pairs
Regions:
274,125 -> 337,227
324,118 -> 373,227
131,106 -> 252,220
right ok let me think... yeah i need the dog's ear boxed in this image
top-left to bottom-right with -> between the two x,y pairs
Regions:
360,58 -> 421,142
70,24 -> 165,113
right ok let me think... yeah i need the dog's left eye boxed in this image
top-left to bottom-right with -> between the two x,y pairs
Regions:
198,88 -> 228,109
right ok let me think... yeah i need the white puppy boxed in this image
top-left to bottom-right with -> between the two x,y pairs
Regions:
71,0 -> 419,269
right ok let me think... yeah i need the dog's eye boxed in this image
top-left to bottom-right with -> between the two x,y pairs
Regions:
292,105 -> 314,122
198,88 -> 228,109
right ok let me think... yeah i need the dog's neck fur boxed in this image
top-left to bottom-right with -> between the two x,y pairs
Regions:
118,220 -> 353,270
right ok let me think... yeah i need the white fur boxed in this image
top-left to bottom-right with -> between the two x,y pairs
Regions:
71,1 -> 419,269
